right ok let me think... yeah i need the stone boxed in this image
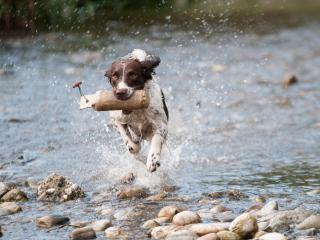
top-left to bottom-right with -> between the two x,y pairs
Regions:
146,191 -> 167,201
258,200 -> 278,217
172,211 -> 201,226
1,189 -> 28,202
158,206 -> 181,219
265,210 -> 311,232
0,202 -> 22,216
88,219 -> 112,231
0,225 -> 2,237
217,230 -> 241,240
116,186 -> 147,199
37,173 -> 84,202
253,195 -> 266,203
208,192 -> 224,199
0,182 -> 10,198
283,74 -> 298,87
212,64 -> 227,73
216,211 -> 237,222
154,217 -> 171,224
69,227 -> 96,240
151,225 -> 180,239
254,231 -> 266,238
229,213 -> 258,238
69,220 -> 87,228
36,215 -> 70,228
210,205 -> 230,214
197,233 -> 219,240
227,189 -> 247,200
187,223 -> 225,236
105,227 -> 128,239
260,232 -> 287,240
297,215 -> 320,230
119,172 -> 136,184
165,229 -> 197,240
142,219 -> 160,229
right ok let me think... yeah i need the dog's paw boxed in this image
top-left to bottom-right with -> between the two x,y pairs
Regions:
146,153 -> 161,172
126,141 -> 141,154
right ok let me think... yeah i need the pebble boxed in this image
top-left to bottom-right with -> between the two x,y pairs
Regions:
165,229 -> 197,240
36,215 -> 70,228
154,216 -> 171,224
208,191 -> 224,199
283,74 -> 298,87
253,195 -> 266,203
172,211 -> 201,226
197,233 -> 219,240
258,200 -> 278,217
142,219 -> 160,229
259,232 -> 287,240
158,206 -> 181,219
105,227 -> 128,239
146,191 -> 167,201
0,202 -> 22,216
0,225 -> 2,237
69,226 -> 96,240
0,182 -> 10,198
69,220 -> 87,228
229,213 -> 258,238
266,210 -> 311,232
227,190 -> 247,200
1,188 -> 28,202
217,230 -> 241,240
187,223 -> 225,236
216,211 -> 237,222
210,205 -> 230,214
296,215 -> 320,230
151,225 -> 180,239
116,186 -> 147,199
88,219 -> 112,231
212,64 -> 227,73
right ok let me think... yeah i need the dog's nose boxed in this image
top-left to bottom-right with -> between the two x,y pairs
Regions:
115,88 -> 128,98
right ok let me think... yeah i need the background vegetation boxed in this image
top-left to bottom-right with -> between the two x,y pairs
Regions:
1,0 -> 320,33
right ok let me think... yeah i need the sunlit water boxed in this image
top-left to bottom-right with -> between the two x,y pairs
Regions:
0,19 -> 320,239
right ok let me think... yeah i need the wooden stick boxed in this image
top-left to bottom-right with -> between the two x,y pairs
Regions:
79,90 -> 150,111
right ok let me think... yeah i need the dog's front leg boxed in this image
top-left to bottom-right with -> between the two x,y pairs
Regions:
146,123 -> 167,172
115,122 -> 141,154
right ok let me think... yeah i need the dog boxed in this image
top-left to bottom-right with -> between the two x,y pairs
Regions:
105,49 -> 168,172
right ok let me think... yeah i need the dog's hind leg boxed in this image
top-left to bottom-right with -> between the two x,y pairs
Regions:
115,122 -> 141,154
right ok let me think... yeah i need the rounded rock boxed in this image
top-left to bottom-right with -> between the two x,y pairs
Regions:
88,219 -> 112,231
158,206 -> 181,219
297,215 -> 320,230
259,232 -> 287,240
229,213 -> 258,238
187,223 -> 225,236
1,189 -> 28,202
142,219 -> 160,229
36,215 -> 70,228
116,186 -> 147,199
197,233 -> 219,240
105,227 -> 128,239
210,205 -> 230,214
165,229 -> 197,240
69,226 -> 96,240
0,202 -> 22,216
172,211 -> 201,226
217,230 -> 241,240
151,225 -> 180,239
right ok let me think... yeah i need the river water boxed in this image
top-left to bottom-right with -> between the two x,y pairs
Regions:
0,16 -> 320,239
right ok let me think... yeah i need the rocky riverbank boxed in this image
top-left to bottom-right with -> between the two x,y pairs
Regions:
1,173 -> 319,239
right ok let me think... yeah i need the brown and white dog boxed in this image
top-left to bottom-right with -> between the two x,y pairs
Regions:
105,49 -> 168,172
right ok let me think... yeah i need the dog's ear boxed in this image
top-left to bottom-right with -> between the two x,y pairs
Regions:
104,69 -> 111,79
140,55 -> 161,79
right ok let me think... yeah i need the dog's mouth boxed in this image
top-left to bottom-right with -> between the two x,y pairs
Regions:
114,94 -> 132,101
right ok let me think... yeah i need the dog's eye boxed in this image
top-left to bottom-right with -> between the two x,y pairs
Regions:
129,72 -> 137,79
112,72 -> 119,79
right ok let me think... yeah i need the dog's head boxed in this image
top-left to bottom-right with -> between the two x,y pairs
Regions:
104,55 -> 160,100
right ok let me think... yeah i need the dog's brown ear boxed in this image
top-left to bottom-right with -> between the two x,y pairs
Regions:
141,55 -> 161,79
104,69 -> 111,78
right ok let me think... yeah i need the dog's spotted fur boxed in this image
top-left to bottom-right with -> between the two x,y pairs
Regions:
105,49 -> 168,172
